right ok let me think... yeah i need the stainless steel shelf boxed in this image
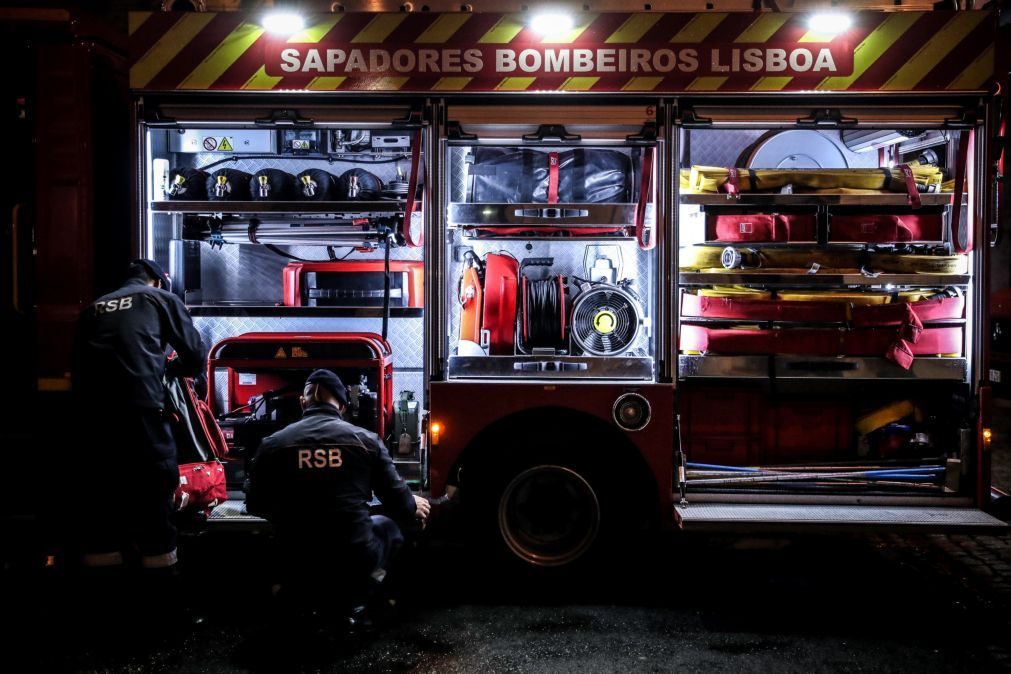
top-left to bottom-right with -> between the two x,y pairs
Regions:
151,200 -> 415,214
679,193 -> 958,207
678,354 -> 968,381
448,355 -> 654,380
448,202 -> 639,226
189,305 -> 423,318
678,272 -> 970,287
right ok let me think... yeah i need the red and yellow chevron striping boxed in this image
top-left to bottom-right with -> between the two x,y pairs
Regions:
129,11 -> 996,93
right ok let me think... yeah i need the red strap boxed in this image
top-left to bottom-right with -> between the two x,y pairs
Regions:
558,274 -> 566,340
897,164 -> 921,209
886,340 -> 915,369
720,167 -> 740,195
679,325 -> 962,359
635,146 -> 655,250
403,128 -> 423,247
547,152 -> 559,204
681,293 -> 965,325
521,275 -> 528,344
951,128 -> 973,253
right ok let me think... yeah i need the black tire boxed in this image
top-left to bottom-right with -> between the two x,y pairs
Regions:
496,463 -> 601,568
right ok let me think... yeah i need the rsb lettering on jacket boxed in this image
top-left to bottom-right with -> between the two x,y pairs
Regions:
297,447 -> 344,469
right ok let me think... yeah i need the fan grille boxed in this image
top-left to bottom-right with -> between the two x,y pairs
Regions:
571,287 -> 641,356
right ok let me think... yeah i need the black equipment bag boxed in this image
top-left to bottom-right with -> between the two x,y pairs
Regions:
167,167 -> 208,200
250,168 -> 296,201
339,168 -> 384,201
296,169 -> 340,201
467,148 -> 633,203
206,168 -> 252,201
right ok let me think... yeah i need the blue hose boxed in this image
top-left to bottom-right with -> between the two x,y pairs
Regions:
686,462 -> 762,473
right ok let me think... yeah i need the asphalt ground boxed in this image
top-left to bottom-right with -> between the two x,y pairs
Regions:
3,413 -> 1010,673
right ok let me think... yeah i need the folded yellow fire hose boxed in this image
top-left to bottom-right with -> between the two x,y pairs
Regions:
678,245 -> 968,275
685,165 -> 945,194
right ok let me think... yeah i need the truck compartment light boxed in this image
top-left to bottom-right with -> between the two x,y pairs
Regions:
530,11 -> 575,39
807,13 -> 852,36
262,11 -> 305,35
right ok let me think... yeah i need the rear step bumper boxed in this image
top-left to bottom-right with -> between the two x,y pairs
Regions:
674,503 -> 1007,534
205,499 -> 270,532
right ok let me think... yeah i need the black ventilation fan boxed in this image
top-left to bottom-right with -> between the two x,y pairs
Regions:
570,285 -> 642,357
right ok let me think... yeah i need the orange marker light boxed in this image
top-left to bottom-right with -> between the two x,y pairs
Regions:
983,428 -> 993,449
431,422 -> 442,446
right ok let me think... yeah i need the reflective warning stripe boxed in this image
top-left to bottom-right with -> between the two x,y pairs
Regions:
141,548 -> 179,569
751,29 -> 836,91
352,13 -> 407,43
306,75 -> 348,90
83,551 -> 124,568
179,22 -> 264,90
623,76 -> 664,91
128,11 -> 151,36
131,13 -> 215,88
479,16 -> 524,43
432,76 -> 473,90
129,11 -> 996,93
817,12 -> 920,91
606,14 -> 663,44
882,11 -> 988,90
415,13 -> 471,43
670,13 -> 726,43
686,13 -> 789,92
242,65 -> 281,90
560,77 -> 600,91
947,44 -> 994,90
495,77 -> 536,90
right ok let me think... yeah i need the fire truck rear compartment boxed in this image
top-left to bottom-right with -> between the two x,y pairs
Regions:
669,112 -> 998,526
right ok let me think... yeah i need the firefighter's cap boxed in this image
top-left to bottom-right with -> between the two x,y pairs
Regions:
305,369 -> 349,408
129,258 -> 172,293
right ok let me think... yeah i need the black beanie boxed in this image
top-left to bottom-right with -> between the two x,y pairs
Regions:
305,369 -> 349,407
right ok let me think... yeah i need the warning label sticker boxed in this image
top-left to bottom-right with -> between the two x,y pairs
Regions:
202,137 -> 217,151
218,137 -> 234,151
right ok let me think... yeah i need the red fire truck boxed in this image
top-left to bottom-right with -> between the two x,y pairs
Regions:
122,5 -> 1007,568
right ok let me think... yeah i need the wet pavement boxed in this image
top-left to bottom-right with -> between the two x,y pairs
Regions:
6,518 -> 1011,673
4,420 -> 1011,673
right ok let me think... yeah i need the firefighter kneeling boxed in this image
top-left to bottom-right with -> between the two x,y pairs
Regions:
246,369 -> 430,626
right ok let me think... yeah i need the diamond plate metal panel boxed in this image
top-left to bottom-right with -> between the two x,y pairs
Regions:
196,315 -> 426,409
198,239 -> 422,303
675,504 -> 1006,529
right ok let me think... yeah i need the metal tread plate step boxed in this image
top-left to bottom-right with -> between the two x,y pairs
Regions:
674,503 -> 1007,533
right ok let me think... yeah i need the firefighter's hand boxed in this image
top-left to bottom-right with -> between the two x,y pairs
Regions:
414,495 -> 431,529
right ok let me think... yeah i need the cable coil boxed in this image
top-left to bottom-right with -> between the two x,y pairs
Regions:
521,276 -> 567,351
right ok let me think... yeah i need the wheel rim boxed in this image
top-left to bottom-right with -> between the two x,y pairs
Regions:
498,465 -> 600,567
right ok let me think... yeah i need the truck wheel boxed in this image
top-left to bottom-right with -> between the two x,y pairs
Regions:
496,464 -> 601,568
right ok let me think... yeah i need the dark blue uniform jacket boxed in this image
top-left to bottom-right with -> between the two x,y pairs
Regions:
246,405 -> 417,548
73,278 -> 205,410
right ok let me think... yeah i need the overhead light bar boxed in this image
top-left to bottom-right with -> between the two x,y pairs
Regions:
807,12 -> 853,36
262,11 -> 305,36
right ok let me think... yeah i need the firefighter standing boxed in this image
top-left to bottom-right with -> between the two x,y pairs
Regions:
246,369 -> 430,611
71,259 -> 205,580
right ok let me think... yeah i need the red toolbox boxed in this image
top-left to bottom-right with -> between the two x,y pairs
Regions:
282,261 -> 424,308
207,332 -> 394,440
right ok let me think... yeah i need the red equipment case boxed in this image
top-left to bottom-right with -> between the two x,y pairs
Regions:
282,261 -> 424,308
206,332 -> 395,439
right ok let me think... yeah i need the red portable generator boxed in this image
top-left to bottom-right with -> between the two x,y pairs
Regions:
208,332 -> 395,445
282,261 -> 424,308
